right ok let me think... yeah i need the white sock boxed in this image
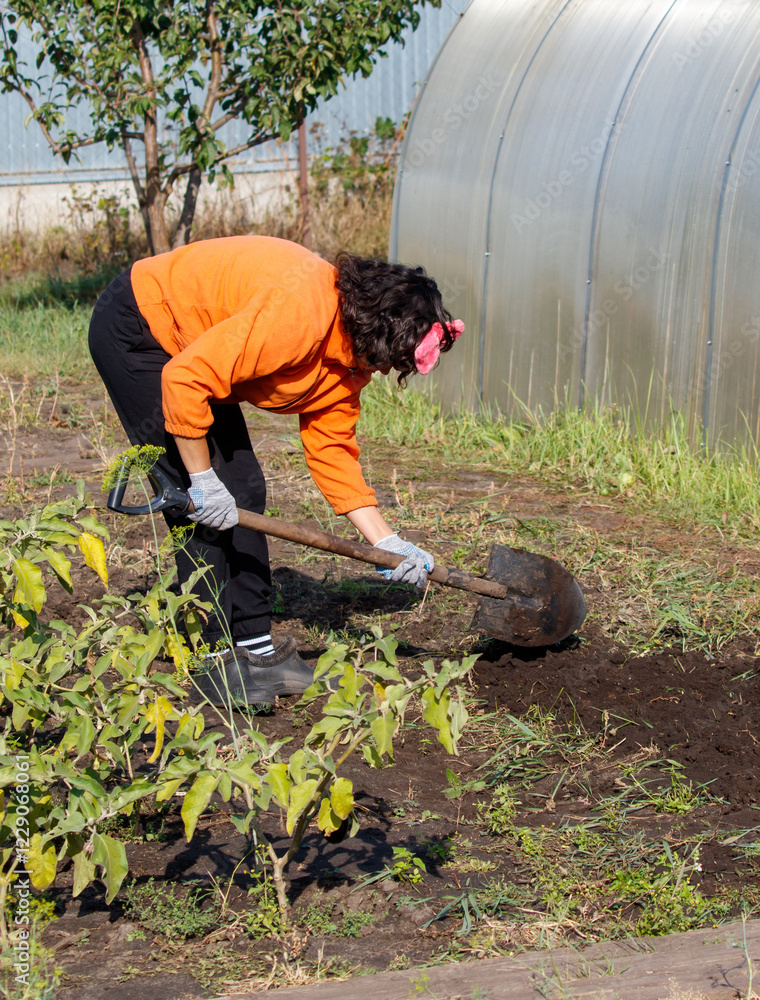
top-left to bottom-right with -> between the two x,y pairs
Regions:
237,633 -> 275,656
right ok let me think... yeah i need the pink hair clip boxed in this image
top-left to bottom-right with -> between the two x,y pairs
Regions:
414,319 -> 465,375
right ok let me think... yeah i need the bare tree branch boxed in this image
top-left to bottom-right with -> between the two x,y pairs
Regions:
172,168 -> 202,249
165,131 -> 276,189
122,130 -> 154,254
130,16 -> 170,252
201,0 -> 222,122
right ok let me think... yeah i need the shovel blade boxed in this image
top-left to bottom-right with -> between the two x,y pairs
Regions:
471,544 -> 586,647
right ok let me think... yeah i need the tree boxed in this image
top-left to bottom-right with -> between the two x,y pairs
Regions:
0,1 -> 438,254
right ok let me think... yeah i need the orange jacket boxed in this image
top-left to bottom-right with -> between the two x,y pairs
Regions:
130,236 -> 376,515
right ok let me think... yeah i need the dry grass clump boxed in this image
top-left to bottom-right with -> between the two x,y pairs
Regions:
658,982 -> 714,1000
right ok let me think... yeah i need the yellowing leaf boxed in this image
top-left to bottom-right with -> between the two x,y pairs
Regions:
165,631 -> 190,673
78,532 -> 108,587
72,848 -> 96,897
421,688 -> 455,755
1,659 -> 25,694
176,711 -> 204,741
13,558 -> 45,613
339,663 -> 358,702
143,695 -> 173,763
45,548 -> 72,589
286,778 -> 318,836
330,777 -> 354,820
155,776 -> 185,803
317,796 -> 341,835
10,609 -> 30,629
184,610 -> 203,651
266,762 -> 293,809
28,832 -> 57,890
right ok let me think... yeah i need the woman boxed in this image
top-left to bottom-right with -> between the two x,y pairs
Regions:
89,235 -> 463,705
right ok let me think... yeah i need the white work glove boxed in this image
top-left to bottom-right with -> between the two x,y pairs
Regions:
374,534 -> 434,589
187,468 -> 239,531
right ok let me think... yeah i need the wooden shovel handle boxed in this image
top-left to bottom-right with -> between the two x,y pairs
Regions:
236,508 -> 508,600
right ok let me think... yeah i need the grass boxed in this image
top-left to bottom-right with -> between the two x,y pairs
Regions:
121,878 -> 224,940
360,379 -> 760,535
0,301 -> 92,382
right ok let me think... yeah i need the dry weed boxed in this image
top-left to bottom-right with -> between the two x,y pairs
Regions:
658,980 -> 713,1000
217,946 -> 356,994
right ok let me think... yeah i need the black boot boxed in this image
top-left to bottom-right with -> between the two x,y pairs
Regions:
236,637 -> 322,697
191,638 -> 321,707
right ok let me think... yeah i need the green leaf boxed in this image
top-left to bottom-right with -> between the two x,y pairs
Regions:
109,779 -> 156,813
12,700 -> 29,730
314,646 -> 349,678
226,760 -> 262,791
287,749 -> 306,784
362,744 -> 383,768
370,713 -> 396,756
181,771 -> 218,841
217,771 -> 232,802
374,636 -> 399,665
91,832 -> 128,904
117,693 -> 140,728
75,714 -> 95,759
72,847 -> 97,897
305,715 -> 344,745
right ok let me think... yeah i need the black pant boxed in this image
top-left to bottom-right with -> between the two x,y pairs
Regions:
88,268 -> 271,646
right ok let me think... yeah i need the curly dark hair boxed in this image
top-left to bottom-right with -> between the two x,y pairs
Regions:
335,252 -> 456,384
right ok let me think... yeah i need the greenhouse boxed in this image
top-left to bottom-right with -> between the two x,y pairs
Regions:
392,0 -> 760,449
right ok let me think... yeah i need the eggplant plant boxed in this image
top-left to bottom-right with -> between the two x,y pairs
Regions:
0,486 -> 475,933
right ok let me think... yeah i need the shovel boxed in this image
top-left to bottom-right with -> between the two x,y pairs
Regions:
107,461 -> 586,647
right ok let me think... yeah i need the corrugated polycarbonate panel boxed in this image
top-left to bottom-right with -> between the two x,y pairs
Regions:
482,0 -> 677,417
586,0 -> 760,442
707,73 -> 760,448
392,0 -> 575,411
393,0 -> 760,450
